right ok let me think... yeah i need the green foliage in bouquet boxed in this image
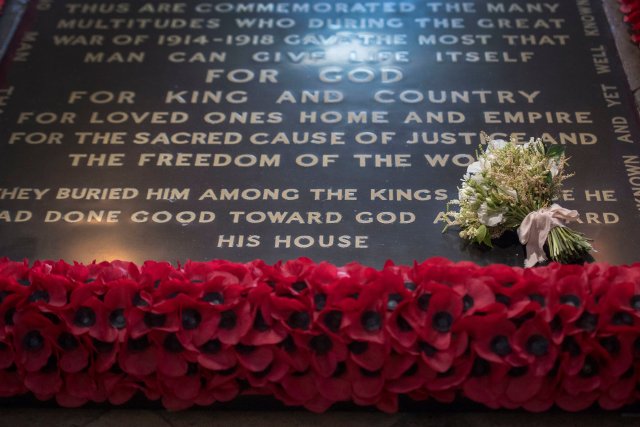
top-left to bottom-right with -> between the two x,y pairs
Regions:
444,136 -> 593,267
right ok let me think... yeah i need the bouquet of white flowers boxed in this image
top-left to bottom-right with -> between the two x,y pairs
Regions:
444,136 -> 593,267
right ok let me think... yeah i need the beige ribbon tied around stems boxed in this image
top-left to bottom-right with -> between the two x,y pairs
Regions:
517,204 -> 579,268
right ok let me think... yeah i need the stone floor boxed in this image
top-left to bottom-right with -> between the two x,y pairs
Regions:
1,408 -> 640,427
1,0 -> 640,426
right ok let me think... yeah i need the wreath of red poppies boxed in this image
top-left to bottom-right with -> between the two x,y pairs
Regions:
621,0 -> 640,43
1,257 -> 640,412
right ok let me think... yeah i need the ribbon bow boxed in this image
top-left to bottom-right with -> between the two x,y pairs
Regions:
517,204 -> 579,268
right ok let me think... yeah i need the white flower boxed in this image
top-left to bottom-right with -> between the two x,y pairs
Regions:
458,185 -> 477,203
466,161 -> 483,175
478,203 -> 506,226
548,159 -> 560,177
487,139 -> 508,152
499,186 -> 518,200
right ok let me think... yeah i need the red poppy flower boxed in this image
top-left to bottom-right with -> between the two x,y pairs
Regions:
425,351 -> 473,392
276,369 -> 323,408
194,371 -> 241,406
385,355 -> 433,397
0,366 -> 26,397
196,338 -> 236,371
452,277 -> 496,315
158,362 -> 202,410
0,338 -> 14,369
512,317 -> 558,376
56,370 -> 102,407
24,354 -> 62,399
244,353 -> 290,389
57,332 -> 89,373
555,388 -> 599,411
315,361 -> 352,403
12,309 -> 58,372
302,333 -> 347,377
465,313 -> 524,365
98,369 -> 141,405
598,363 -> 638,409
60,282 -> 109,339
0,281 -> 28,340
239,282 -> 287,346
497,365 -> 546,407
138,260 -> 175,288
186,275 -> 252,345
521,372 -> 562,412
407,286 -> 463,352
22,268 -> 70,309
152,331 -> 198,377
463,357 -> 511,409
91,337 -> 119,372
234,342 -> 275,373
118,333 -> 157,376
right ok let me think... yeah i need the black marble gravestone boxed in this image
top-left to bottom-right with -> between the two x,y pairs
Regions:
0,0 -> 639,267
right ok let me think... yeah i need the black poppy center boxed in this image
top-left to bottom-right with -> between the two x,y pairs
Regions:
550,315 -> 563,332
612,311 -> 634,326
132,293 -> 148,307
419,341 -> 437,357
182,309 -> 202,330
495,294 -> 511,307
417,293 -> 431,311
57,332 -> 78,351
396,315 -> 412,332
562,336 -> 582,357
203,291 -> 224,305
93,338 -> 114,354
144,312 -> 166,328
287,311 -> 310,330
490,335 -> 512,356
332,362 -> 347,378
29,290 -> 50,303
631,295 -> 640,311
432,311 -> 453,333
404,282 -> 417,291
127,335 -> 150,352
508,366 -> 528,378
576,312 -> 598,332
528,294 -> 546,307
599,336 -> 621,355
292,281 -> 307,292
23,331 -> 44,351
219,310 -> 237,330
73,306 -> 96,328
0,291 -> 11,304
348,341 -> 369,355
310,335 -> 333,355
360,311 -> 382,332
579,355 -> 599,378
462,295 -> 474,312
109,309 -> 126,329
280,335 -> 296,353
323,310 -> 342,333
4,308 -> 15,326
471,358 -> 491,377
360,367 -> 381,378
314,293 -> 327,311
387,294 -> 403,311
526,335 -> 549,357
201,339 -> 222,354
253,311 -> 269,332
559,294 -> 581,307
163,333 -> 184,353
236,343 -> 256,354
